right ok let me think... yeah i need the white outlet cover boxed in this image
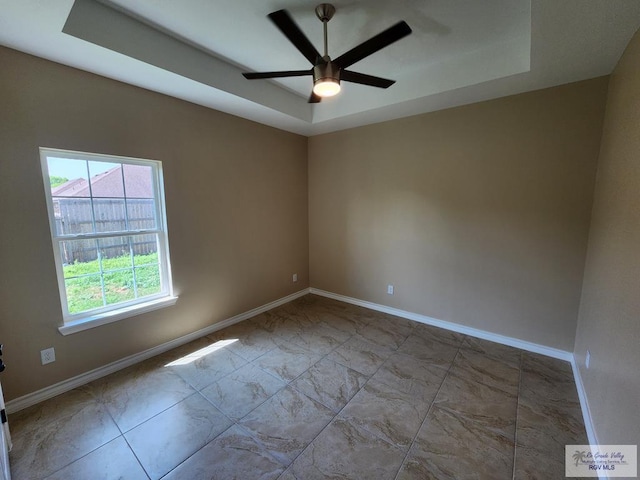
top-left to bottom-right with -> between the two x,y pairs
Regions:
293,273 -> 298,282
41,347 -> 56,365
387,284 -> 394,295
585,350 -> 591,369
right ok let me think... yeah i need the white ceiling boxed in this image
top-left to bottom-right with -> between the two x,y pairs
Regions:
1,0 -> 639,136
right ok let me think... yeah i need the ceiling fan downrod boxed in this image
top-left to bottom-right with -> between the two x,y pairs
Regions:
315,3 -> 335,58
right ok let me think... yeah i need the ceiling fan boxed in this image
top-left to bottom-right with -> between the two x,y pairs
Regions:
242,4 -> 412,103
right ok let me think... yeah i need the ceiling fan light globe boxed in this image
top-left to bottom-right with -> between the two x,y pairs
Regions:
313,79 -> 341,97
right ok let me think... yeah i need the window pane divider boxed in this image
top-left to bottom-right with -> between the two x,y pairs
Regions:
53,229 -> 162,241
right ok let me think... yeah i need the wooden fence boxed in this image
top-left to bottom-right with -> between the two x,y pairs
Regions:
54,198 -> 157,264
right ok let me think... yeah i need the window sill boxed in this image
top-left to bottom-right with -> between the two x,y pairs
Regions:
58,296 -> 178,336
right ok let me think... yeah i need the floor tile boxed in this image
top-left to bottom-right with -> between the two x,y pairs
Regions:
270,301 -> 325,329
522,351 -> 574,379
208,323 -> 280,361
254,343 -> 322,382
513,442 -> 569,480
451,347 -> 521,394
519,352 -> 579,404
8,387 -> 96,437
368,312 -> 416,332
125,393 -> 232,479
250,311 -> 306,340
237,386 -> 334,466
516,352 -> 586,467
290,357 -> 367,413
317,311 -> 362,335
397,332 -> 460,367
162,425 -> 284,480
433,369 -> 518,439
90,364 -> 196,432
460,336 -> 522,367
44,436 -> 148,480
513,444 -> 590,480
412,322 -> 466,347
288,418 -> 405,480
165,343 -> 247,390
325,336 -> 391,376
285,323 -> 351,354
277,468 -> 296,480
354,316 -> 412,350
397,405 -> 515,480
201,363 -> 286,420
515,400 -> 587,457
10,399 -> 120,479
155,336 -> 220,367
372,351 -> 448,399
430,347 -> 520,439
340,377 -> 430,450
297,295 -> 370,327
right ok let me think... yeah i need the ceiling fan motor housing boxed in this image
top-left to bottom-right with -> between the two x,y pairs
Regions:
314,60 -> 340,83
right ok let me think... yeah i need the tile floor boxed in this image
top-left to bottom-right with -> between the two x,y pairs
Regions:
8,294 -> 588,479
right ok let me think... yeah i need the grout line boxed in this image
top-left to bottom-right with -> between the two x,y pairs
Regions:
219,312 -> 361,472
36,385 -> 150,478
511,351 -> 524,480
392,338 -> 464,480
264,312 -> 415,473
273,357 -> 380,473
120,433 -> 153,480
337,326 -> 424,451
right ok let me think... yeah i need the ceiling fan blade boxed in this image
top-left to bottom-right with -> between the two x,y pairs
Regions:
341,70 -> 395,88
268,10 -> 322,65
333,21 -> 412,69
243,70 -> 312,79
308,91 -> 322,103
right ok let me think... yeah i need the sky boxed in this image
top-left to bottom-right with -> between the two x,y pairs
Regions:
47,157 -> 117,181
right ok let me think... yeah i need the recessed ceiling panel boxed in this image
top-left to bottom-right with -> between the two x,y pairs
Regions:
1,0 -> 639,135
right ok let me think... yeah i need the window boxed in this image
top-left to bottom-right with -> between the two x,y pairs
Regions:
40,148 -> 176,335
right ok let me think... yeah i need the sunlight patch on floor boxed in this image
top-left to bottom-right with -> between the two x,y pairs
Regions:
164,339 -> 238,367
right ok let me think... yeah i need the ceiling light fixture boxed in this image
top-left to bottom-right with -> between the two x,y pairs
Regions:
313,60 -> 341,97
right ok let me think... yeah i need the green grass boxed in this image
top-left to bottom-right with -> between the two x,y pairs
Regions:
49,176 -> 69,188
64,252 -> 161,314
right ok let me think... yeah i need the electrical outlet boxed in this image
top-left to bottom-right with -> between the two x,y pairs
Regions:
293,273 -> 298,282
585,350 -> 591,369
41,347 -> 55,365
387,284 -> 394,295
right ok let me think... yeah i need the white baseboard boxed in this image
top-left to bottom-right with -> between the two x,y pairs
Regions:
6,288 -> 310,414
310,288 -> 573,361
570,358 -> 603,477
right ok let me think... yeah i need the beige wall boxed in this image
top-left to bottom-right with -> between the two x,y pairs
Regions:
0,47 -> 309,400
309,78 -> 608,350
574,30 -> 640,444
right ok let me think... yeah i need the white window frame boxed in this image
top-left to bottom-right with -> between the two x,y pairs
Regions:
40,147 -> 177,335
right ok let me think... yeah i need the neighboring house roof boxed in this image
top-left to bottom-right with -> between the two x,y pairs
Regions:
51,164 -> 153,198
51,177 -> 88,197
